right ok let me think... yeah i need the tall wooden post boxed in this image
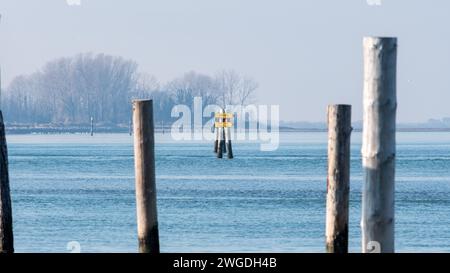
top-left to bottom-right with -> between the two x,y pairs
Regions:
361,37 -> 397,253
225,124 -> 233,159
217,109 -> 225,158
326,105 -> 352,253
214,127 -> 219,154
0,111 -> 13,253
129,119 -> 132,136
132,100 -> 160,253
90,116 -> 94,136
221,109 -> 227,154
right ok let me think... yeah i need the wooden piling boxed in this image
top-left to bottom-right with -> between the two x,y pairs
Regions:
361,37 -> 397,253
132,99 -> 160,254
217,109 -> 225,158
225,124 -> 233,159
217,125 -> 224,159
129,119 -> 132,136
90,116 -> 94,136
214,121 -> 219,154
0,111 -> 14,253
221,118 -> 227,154
326,105 -> 352,253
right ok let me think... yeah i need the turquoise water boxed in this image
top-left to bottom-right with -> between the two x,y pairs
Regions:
7,132 -> 450,253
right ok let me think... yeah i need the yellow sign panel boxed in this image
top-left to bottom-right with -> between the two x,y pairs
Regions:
215,122 -> 233,128
215,113 -> 234,119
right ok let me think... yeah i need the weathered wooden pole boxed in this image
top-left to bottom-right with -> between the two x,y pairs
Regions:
326,105 -> 352,253
0,111 -> 14,253
361,37 -> 397,253
217,109 -> 225,158
224,111 -> 234,159
132,99 -> 160,253
214,120 -> 219,154
221,111 -> 227,154
225,124 -> 233,159
217,125 -> 224,158
129,119 -> 132,136
90,116 -> 94,136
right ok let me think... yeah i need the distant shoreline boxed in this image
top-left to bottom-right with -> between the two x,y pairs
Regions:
4,125 -> 450,134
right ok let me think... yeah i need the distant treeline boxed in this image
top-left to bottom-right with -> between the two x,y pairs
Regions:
2,53 -> 258,125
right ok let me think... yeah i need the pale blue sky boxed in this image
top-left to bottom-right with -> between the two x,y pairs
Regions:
1,0 -> 450,122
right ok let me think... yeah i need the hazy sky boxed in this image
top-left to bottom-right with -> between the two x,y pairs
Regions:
1,0 -> 450,122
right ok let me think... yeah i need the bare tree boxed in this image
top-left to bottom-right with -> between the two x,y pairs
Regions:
215,69 -> 258,107
132,73 -> 173,123
215,70 -> 239,107
4,53 -> 139,124
132,73 -> 160,100
237,76 -> 258,106
165,71 -> 219,107
2,56 -> 258,126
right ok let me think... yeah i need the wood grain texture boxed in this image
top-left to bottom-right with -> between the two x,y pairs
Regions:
361,37 -> 397,253
326,105 -> 352,253
0,111 -> 14,253
133,100 -> 160,253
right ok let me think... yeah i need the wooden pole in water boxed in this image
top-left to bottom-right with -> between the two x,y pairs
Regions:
90,116 -> 94,136
225,112 -> 233,159
217,109 -> 225,158
129,119 -> 132,136
361,37 -> 397,253
326,104 -> 352,253
214,117 -> 219,154
132,99 -> 160,253
225,126 -> 233,159
217,125 -> 224,158
221,110 -> 227,154
0,111 -> 14,253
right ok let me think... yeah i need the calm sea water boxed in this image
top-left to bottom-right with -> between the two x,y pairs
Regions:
6,132 -> 450,253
